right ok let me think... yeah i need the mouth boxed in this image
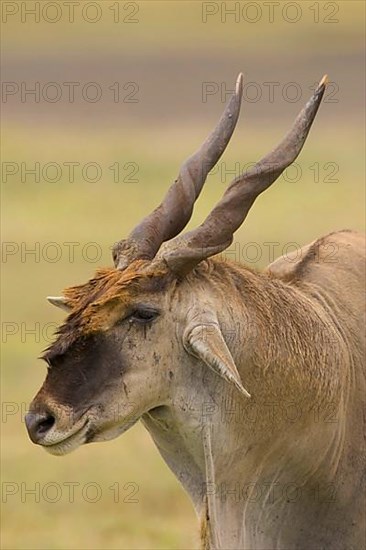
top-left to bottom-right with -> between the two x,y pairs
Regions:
41,413 -> 141,455
42,419 -> 90,456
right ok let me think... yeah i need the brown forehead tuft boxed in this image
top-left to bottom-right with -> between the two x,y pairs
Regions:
42,260 -> 170,362
63,261 -> 150,310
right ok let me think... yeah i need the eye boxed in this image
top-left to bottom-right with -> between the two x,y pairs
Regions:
130,308 -> 159,324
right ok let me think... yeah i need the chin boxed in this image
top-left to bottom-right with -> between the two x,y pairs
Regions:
88,418 -> 140,443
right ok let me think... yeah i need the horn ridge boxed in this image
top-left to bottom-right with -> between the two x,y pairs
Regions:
113,73 -> 244,269
163,75 -> 328,275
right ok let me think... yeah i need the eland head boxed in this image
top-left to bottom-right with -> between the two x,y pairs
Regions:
25,74 -> 328,456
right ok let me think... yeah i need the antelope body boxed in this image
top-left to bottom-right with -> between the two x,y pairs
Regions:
26,75 -> 365,549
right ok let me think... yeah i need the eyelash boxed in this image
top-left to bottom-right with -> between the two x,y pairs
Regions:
129,308 -> 159,324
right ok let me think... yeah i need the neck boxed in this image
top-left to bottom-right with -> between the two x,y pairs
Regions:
143,259 -> 351,549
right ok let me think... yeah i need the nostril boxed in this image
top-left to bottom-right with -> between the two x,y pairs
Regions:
37,414 -> 55,434
25,411 -> 55,443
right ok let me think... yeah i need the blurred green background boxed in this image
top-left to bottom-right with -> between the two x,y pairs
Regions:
1,1 -> 365,548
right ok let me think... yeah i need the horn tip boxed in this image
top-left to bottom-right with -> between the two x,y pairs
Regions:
242,387 -> 251,399
47,296 -> 60,303
236,72 -> 244,94
319,74 -> 329,88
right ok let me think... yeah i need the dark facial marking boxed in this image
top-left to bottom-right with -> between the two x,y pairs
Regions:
41,332 -> 124,410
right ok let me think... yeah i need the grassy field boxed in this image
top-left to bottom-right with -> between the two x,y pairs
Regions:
1,2 -> 365,549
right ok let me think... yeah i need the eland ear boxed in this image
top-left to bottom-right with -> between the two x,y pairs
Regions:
47,296 -> 71,312
183,315 -> 250,399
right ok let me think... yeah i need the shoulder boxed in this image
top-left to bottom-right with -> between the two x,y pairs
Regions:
265,230 -> 365,283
